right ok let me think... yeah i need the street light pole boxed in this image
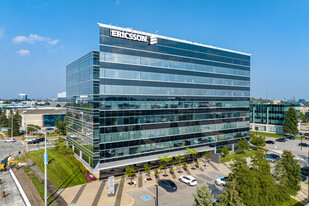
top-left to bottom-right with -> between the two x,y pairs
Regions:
155,185 -> 158,206
11,110 -> 13,139
44,131 -> 47,206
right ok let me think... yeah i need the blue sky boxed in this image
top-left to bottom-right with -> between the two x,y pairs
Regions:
0,0 -> 308,100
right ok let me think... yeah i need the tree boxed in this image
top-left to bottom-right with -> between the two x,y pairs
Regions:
143,163 -> 151,179
229,151 -> 284,206
222,147 -> 229,156
175,154 -> 185,173
237,139 -> 249,153
185,147 -> 199,166
192,184 -> 214,206
56,104 -> 61,107
250,135 -> 266,148
275,150 -> 301,196
0,109 -> 8,127
124,166 -> 136,185
27,124 -> 41,133
55,116 -> 66,135
158,155 -> 173,176
7,110 -> 21,136
218,180 -> 244,206
283,106 -> 298,135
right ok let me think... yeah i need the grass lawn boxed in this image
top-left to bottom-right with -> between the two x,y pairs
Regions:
277,197 -> 303,206
221,149 -> 265,163
26,148 -> 88,189
23,167 -> 53,205
250,131 -> 285,138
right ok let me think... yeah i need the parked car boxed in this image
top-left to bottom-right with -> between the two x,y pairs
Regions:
269,154 -> 281,160
264,154 -> 277,162
298,143 -> 309,147
276,137 -> 287,142
301,167 -> 309,176
265,140 -> 275,144
179,175 -> 197,186
300,174 -> 307,181
4,138 -> 16,143
305,137 -> 309,140
286,136 -> 295,140
215,176 -> 228,186
158,179 -> 177,192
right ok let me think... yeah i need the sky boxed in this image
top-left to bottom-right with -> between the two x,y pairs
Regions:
0,0 -> 308,100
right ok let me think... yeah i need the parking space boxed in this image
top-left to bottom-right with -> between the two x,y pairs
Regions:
128,169 -> 226,206
264,137 -> 309,167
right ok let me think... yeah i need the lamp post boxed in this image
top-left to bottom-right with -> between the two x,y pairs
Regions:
26,125 -> 47,206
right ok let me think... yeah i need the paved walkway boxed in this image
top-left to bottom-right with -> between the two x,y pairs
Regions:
60,159 -> 229,206
0,169 -> 25,206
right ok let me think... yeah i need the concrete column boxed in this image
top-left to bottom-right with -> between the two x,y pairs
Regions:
72,144 -> 75,153
266,107 -> 269,125
214,147 -> 217,154
80,150 -> 82,158
232,144 -> 234,152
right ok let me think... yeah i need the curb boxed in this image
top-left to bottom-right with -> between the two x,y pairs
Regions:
10,168 -> 31,206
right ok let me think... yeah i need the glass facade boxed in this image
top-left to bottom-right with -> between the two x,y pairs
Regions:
67,24 -> 250,172
250,103 -> 300,125
43,114 -> 65,127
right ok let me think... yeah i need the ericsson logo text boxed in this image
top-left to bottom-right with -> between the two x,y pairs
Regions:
110,30 -> 148,43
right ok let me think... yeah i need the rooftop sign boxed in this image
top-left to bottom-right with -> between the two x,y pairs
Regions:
110,29 -> 157,44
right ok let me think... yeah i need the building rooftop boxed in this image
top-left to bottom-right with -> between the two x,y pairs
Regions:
18,107 -> 66,115
98,23 -> 251,56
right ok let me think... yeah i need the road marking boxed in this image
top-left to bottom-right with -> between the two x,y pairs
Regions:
144,187 -> 156,197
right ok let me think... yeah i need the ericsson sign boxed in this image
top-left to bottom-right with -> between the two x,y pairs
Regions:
110,29 -> 157,44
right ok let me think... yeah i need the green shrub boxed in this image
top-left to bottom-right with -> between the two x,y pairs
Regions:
222,147 -> 229,156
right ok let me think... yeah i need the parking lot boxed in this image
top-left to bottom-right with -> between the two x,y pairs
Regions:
264,137 -> 309,167
128,170 -> 226,206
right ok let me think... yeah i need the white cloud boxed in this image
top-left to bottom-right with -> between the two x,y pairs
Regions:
17,49 -> 30,56
13,34 -> 59,45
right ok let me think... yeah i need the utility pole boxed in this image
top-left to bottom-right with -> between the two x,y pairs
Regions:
11,110 -> 13,138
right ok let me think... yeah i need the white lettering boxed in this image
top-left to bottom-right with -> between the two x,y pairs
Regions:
110,29 -> 151,43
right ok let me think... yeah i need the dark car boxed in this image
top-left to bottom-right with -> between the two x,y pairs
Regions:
37,137 -> 46,142
158,179 -> 177,192
264,154 -> 277,162
265,140 -> 275,144
300,174 -> 307,181
268,154 -> 281,160
298,143 -> 309,147
301,167 -> 309,176
28,139 -> 39,144
286,136 -> 295,140
276,138 -> 287,142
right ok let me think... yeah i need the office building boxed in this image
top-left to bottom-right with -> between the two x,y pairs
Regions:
57,92 -> 67,102
18,94 -> 27,101
66,23 -> 250,178
250,103 -> 300,134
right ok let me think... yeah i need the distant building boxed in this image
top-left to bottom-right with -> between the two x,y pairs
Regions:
273,99 -> 281,104
250,103 -> 300,134
57,92 -> 66,102
18,94 -> 27,101
299,99 -> 306,103
18,107 -> 66,130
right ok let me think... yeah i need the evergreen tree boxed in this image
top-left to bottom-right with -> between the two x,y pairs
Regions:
276,150 -> 301,196
218,180 -> 244,206
283,106 -> 298,135
192,184 -> 214,206
0,109 -> 8,127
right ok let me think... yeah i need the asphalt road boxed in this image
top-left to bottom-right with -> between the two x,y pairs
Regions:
264,137 -> 309,167
128,170 -> 225,206
0,140 -> 55,161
